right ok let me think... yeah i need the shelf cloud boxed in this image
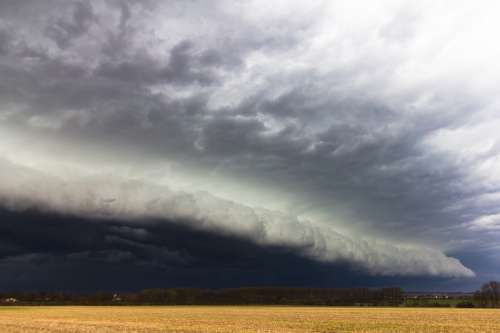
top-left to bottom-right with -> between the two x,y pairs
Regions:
1,0 -> 500,289
0,158 -> 474,278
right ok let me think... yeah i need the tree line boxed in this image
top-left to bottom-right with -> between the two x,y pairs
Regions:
473,281 -> 500,307
1,281 -> 499,307
0,287 -> 403,306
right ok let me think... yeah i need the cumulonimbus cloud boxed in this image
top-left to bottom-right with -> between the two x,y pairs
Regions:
0,158 -> 474,277
3,0 -> 500,286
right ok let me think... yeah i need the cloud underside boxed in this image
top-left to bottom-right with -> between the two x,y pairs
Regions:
0,159 -> 474,278
1,0 -> 500,283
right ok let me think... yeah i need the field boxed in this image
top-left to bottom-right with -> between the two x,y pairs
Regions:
1,306 -> 500,333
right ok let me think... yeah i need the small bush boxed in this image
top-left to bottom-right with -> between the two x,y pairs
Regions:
455,301 -> 475,308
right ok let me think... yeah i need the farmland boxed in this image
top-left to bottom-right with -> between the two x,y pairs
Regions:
1,306 -> 500,333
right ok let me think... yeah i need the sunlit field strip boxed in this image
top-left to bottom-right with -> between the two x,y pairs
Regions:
1,306 -> 500,333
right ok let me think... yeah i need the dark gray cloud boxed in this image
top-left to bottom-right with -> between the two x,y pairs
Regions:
45,1 -> 95,49
0,27 -> 13,55
0,0 -> 499,290
0,158 -> 475,278
0,206 -> 474,292
97,39 -> 221,86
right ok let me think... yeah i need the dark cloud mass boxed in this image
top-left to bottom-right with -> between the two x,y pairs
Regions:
1,0 -> 500,291
0,207 -> 465,292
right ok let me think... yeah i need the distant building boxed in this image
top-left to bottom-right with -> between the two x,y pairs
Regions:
4,298 -> 18,304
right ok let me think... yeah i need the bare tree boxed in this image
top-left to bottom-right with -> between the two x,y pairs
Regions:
479,281 -> 500,307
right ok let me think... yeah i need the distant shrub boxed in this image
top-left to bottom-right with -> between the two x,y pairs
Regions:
455,301 -> 475,308
405,302 -> 451,307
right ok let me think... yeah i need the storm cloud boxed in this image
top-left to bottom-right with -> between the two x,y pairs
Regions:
0,158 -> 473,278
1,0 -> 500,290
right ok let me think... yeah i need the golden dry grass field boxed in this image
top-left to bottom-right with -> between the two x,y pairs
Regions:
1,306 -> 500,333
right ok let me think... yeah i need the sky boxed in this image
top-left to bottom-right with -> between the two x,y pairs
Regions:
1,0 -> 500,292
